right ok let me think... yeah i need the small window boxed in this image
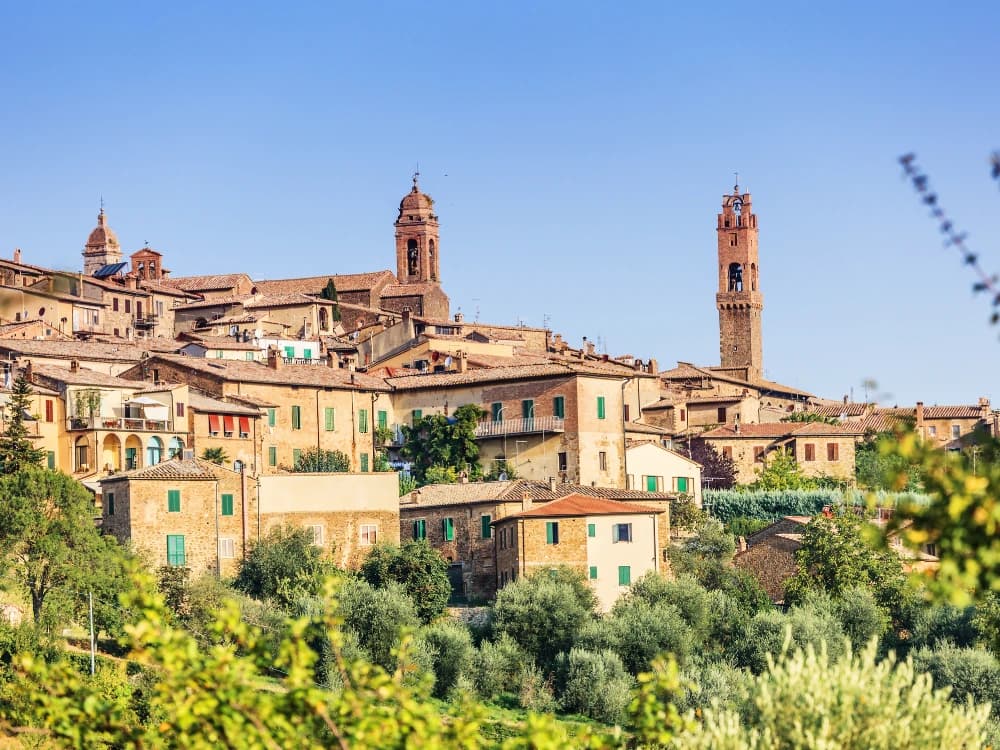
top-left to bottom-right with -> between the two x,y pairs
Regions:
44,400 -> 53,422
360,453 -> 369,472
308,525 -> 324,546
107,492 -> 115,516
303,348 -> 312,360
359,409 -> 369,434
360,524 -> 378,546
679,409 -> 686,421
618,565 -> 631,586
827,443 -> 839,461
219,538 -> 235,559
952,425 -> 961,439
623,405 -> 630,422
546,521 -> 559,545
324,407 -> 335,431
522,399 -> 534,420
246,352 -> 254,361
597,396 -> 606,420
268,446 -> 277,466
645,475 -> 659,492
292,448 -> 302,467
166,535 -> 186,566
47,451 -> 55,470
124,299 -> 131,314
291,405 -> 301,430
176,402 -> 185,418
413,519 -> 427,540
676,476 -> 689,493
614,523 -> 633,543
553,396 -> 565,419
443,517 -> 455,541
284,346 -> 295,359
221,493 -> 234,516
928,426 -> 937,437
112,298 -> 119,312
599,451 -> 608,471
216,350 -> 225,359
558,452 -> 567,472
268,408 -> 276,427
491,402 -> 503,422
587,522 -> 596,538
481,514 -> 492,539
717,407 -> 727,423
754,447 -> 766,463
412,409 -> 422,425
589,566 -> 598,580
804,443 -> 816,461
722,446 -> 733,459
377,410 -> 388,430
167,489 -> 180,513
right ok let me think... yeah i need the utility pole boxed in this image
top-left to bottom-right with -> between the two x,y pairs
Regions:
88,592 -> 96,676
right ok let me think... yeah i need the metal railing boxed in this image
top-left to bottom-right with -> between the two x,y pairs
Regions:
68,416 -> 172,432
474,416 -> 565,438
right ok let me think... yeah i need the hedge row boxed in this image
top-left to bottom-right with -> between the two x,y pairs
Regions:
702,489 -> 929,523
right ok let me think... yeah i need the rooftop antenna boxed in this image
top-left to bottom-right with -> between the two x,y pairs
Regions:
734,171 -> 739,193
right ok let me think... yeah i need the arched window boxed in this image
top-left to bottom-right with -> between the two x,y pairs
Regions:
168,437 -> 184,459
74,436 -> 90,472
147,436 -> 164,466
428,239 -> 436,281
318,307 -> 329,331
407,239 -> 419,276
728,263 -> 743,292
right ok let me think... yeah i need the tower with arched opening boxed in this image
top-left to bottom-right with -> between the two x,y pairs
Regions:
394,173 -> 441,285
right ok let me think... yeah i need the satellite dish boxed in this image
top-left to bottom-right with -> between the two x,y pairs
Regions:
444,356 -> 453,368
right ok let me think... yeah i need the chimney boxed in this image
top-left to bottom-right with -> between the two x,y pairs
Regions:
843,394 -> 849,404
521,490 -> 532,511
979,396 -> 991,420
266,346 -> 282,370
13,248 -> 21,264
457,351 -> 468,373
648,358 -> 658,375
70,359 -> 80,373
548,476 -> 556,492
350,372 -> 356,385
128,275 -> 139,290
915,401 -> 925,433
402,306 -> 411,323
454,311 -> 464,323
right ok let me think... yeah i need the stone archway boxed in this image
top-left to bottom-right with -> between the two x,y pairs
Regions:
102,434 -> 121,472
125,435 -> 142,470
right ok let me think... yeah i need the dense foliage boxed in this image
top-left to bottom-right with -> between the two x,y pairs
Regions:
359,540 -> 451,622
686,439 -> 736,490
400,404 -> 485,484
703,488 -> 927,523
233,526 -> 337,609
0,373 -> 45,474
292,447 -> 350,472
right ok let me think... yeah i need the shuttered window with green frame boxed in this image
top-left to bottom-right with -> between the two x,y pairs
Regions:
268,446 -> 277,466
221,493 -> 234,516
413,519 -> 427,540
291,405 -> 301,430
589,566 -> 598,580
618,565 -> 631,586
546,521 -> 559,545
358,409 -> 369,433
377,410 -> 388,429
491,402 -> 503,422
443,517 -> 455,541
324,407 -> 335,431
166,535 -> 186,566
553,396 -> 565,418
481,514 -> 492,539
597,396 -> 606,420
292,449 -> 302,467
167,489 -> 180,513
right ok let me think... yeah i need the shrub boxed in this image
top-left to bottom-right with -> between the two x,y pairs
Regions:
420,620 -> 474,698
472,633 -> 524,700
518,665 -> 559,713
737,604 -> 845,673
832,586 -> 890,649
555,648 -> 633,724
911,603 -> 978,650
676,661 -> 752,714
359,540 -> 451,623
233,526 -> 335,609
912,643 -> 1000,715
602,598 -> 695,673
337,578 -> 420,672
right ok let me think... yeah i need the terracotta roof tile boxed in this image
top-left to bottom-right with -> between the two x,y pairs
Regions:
100,457 -> 222,481
386,360 -> 640,390
700,422 -> 865,439
380,282 -> 443,298
173,294 -> 249,311
401,480 -> 678,509
244,293 -> 333,309
178,336 -> 259,351
254,271 -> 395,295
501,493 -> 662,519
161,274 -> 253,292
188,391 -> 263,416
29,363 -> 150,388
0,339 -> 151,362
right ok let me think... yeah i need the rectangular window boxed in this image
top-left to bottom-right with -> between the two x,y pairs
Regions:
360,524 -> 377,545
676,476 -> 689,493
47,451 -> 55,470
481,514 -> 492,539
679,409 -> 686,421
267,408 -> 276,427
624,404 -> 630,422
928,426 -> 937,437
360,452 -> 369,472
722,446 -> 733,459
558,452 -> 567,472
324,407 -> 335,431
219,538 -> 235,559
553,396 -> 565,419
291,405 -> 302,430
238,416 -> 250,438
268,446 -> 277,466
308,525 -> 324,546
597,396 -> 606,420
221,493 -> 234,516
412,409 -> 422,425
124,299 -> 131,314
827,443 -> 840,461
107,492 -> 115,516
589,566 -> 598,580
587,522 -> 596,538
377,410 -> 388,430
303,348 -> 312,360
952,425 -> 961,439
754,447 -> 766,462
176,402 -> 185,418
614,523 -> 633,543
522,399 -> 534,420
166,535 -> 186,566
292,448 -> 302,467
645,475 -> 659,492
76,443 -> 89,469
44,400 -> 53,422
216,350 -> 225,359
246,352 -> 255,361
284,346 -> 295,359
358,409 -> 369,433
112,297 -> 119,312
413,519 -> 427,540
717,407 -> 727,423
167,489 -> 180,513
491,402 -> 503,422
443,517 -> 455,541
618,565 -> 631,586
804,443 -> 816,461
223,415 -> 235,437
546,521 -> 559,545
599,451 -> 608,471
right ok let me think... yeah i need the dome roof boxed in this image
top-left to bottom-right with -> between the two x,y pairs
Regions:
398,174 -> 434,214
86,210 -> 120,249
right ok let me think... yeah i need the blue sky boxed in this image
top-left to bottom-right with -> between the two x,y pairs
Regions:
0,1 -> 997,406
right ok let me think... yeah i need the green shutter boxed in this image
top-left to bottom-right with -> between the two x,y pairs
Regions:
589,566 -> 598,580
677,477 -> 689,492
303,348 -> 312,360
443,517 -> 455,541
166,535 -> 186,566
359,409 -> 369,433
646,475 -> 658,492
246,352 -> 254,361
221,493 -> 234,516
491,402 -> 503,422
167,489 -> 180,513
522,399 -> 533,419
292,449 -> 302,467
546,521 -> 558,545
360,453 -> 369,472
553,396 -> 565,418
267,408 -> 276,427
268,446 -> 277,466
46,451 -> 55,469
291,405 -> 301,430
481,515 -> 492,539
107,493 -> 115,516
377,410 -> 388,429
325,407 -> 335,431
587,522 -> 596,538
413,519 -> 426,540
618,565 -> 631,586
284,346 -> 295,359
412,409 -> 422,425
597,396 -> 606,420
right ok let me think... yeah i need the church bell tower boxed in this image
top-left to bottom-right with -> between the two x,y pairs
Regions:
394,173 -> 441,284
716,181 -> 763,381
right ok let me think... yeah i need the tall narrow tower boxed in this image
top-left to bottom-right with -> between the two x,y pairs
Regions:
394,173 -> 441,284
83,208 -> 123,276
716,181 -> 763,381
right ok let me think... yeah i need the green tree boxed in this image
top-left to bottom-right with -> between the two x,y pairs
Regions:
359,540 -> 451,623
781,411 -> 838,424
687,439 -> 736,490
856,434 -> 922,490
233,526 -> 336,609
0,468 -> 131,630
400,404 -> 485,484
554,648 -> 633,724
199,447 -> 228,465
292,448 -> 350,472
746,448 -> 818,490
0,373 -> 45,474
320,278 -> 341,321
420,620 -> 474,698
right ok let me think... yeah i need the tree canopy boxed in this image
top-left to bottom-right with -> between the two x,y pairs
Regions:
687,439 -> 736,490
400,404 -> 484,484
359,540 -> 451,623
0,373 -> 45,474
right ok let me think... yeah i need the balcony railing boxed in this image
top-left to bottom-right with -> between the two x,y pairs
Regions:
474,416 -> 565,439
135,314 -> 159,329
282,357 -> 325,365
68,416 -> 172,432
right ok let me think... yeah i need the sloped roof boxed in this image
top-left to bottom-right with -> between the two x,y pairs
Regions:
100,457 -> 222,482
700,422 -> 865,439
29,363 -> 148,389
501,493 -> 662,520
187,390 -> 262,416
0,339 -> 152,362
386,360 -> 638,390
380,282 -> 444,298
401,479 -> 678,509
254,270 -> 395,295
244,293 -> 334,310
161,274 -> 253,292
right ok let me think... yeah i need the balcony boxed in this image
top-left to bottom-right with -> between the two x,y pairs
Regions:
68,416 -> 172,432
135,314 -> 159,329
474,416 -> 565,439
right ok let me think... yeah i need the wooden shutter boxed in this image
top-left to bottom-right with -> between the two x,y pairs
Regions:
221,494 -> 234,516
291,405 -> 301,429
618,566 -> 631,586
481,515 -> 492,539
597,396 -> 606,419
167,489 -> 180,512
325,407 -> 335,431
268,446 -> 277,466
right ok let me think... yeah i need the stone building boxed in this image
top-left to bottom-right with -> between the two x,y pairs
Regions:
493,493 -> 665,611
82,209 -> 123,277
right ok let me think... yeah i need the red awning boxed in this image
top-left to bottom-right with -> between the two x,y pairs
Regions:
208,415 -> 220,433
238,416 -> 250,435
223,415 -> 235,433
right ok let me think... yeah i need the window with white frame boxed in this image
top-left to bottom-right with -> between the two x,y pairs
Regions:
360,524 -> 378,546
952,424 -> 961,438
308,524 -> 324,546
218,537 -> 235,559
613,523 -> 633,543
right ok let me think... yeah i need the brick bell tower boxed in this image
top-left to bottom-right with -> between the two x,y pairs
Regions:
394,172 -> 441,284
716,179 -> 763,381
